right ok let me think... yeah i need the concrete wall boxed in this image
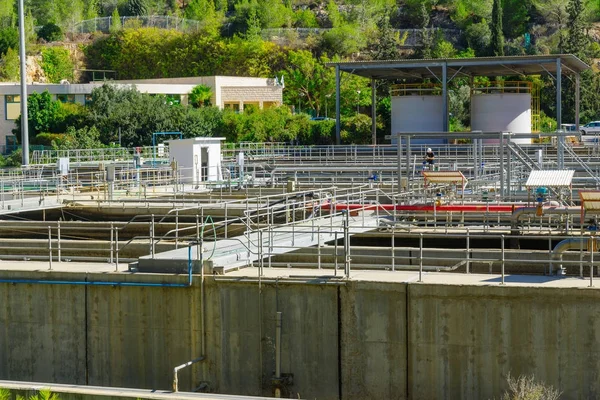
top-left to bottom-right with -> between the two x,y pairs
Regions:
408,284 -> 600,400
0,272 -> 87,384
3,271 -> 600,399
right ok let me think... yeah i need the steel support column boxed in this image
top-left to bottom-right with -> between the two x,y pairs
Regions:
500,132 -> 505,198
442,63 -> 448,132
556,58 -> 564,169
397,135 -> 402,192
405,136 -> 411,182
575,73 -> 580,132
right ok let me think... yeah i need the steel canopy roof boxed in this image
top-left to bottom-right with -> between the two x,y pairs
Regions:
327,55 -> 589,81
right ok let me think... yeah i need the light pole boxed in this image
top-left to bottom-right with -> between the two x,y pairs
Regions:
325,93 -> 332,119
18,0 -> 29,165
356,90 -> 361,115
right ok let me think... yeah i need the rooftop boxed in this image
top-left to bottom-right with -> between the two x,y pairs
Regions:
327,54 -> 590,80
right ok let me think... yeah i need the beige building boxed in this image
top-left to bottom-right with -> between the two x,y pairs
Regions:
0,76 -> 283,152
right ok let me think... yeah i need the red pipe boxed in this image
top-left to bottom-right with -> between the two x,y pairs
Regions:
322,203 -> 515,213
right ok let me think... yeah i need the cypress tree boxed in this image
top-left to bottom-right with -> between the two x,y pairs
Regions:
490,0 -> 504,56
565,0 -> 588,59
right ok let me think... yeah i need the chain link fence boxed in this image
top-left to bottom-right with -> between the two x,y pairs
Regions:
262,27 -> 462,48
70,16 -> 202,34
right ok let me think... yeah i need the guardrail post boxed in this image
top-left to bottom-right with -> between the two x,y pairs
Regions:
418,233 -> 423,282
317,226 -> 321,269
344,212 -> 350,277
175,210 -> 179,249
590,238 -> 595,288
334,231 -> 338,275
224,203 -> 228,238
548,236 -> 553,275
110,222 -> 114,264
466,228 -> 470,274
48,226 -> 52,270
391,233 -> 395,272
57,220 -> 61,262
501,235 -> 505,285
150,214 -> 155,258
115,228 -> 119,271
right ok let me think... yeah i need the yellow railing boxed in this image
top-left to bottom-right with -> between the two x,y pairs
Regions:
390,83 -> 442,96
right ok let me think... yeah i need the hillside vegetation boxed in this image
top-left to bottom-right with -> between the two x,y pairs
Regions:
0,0 -> 599,150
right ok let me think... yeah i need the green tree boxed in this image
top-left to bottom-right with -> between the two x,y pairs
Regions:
565,0 -> 588,59
0,47 -> 20,81
88,84 -> 181,146
490,0 -> 504,56
126,0 -> 148,16
464,21 -> 491,56
178,106 -> 224,138
188,84 -> 213,107
110,8 -> 122,33
12,91 -> 63,141
502,0 -> 530,38
368,14 -> 404,60
184,0 -> 223,37
532,0 -> 568,51
0,27 -> 18,56
281,50 -> 336,117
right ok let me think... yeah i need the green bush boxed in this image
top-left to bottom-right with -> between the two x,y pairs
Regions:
40,47 -> 74,83
38,23 -> 63,42
340,114 -> 372,144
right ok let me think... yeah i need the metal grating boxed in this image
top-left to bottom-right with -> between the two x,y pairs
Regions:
525,170 -> 574,188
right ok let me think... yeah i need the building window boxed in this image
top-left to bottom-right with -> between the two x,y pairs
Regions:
57,94 -> 76,103
84,94 -> 93,106
224,102 -> 240,113
5,95 -> 20,120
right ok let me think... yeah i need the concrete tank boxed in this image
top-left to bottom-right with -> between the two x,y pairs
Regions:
391,96 -> 445,145
471,93 -> 531,144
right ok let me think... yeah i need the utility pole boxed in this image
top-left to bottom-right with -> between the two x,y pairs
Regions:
18,0 -> 29,165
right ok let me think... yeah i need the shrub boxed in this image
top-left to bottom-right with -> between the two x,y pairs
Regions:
38,23 -> 63,42
499,373 -> 561,400
40,47 -> 74,83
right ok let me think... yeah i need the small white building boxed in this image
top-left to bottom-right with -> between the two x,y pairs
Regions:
167,137 -> 226,183
0,76 -> 283,152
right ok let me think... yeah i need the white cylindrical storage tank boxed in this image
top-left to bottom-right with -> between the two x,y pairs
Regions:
391,95 -> 445,145
471,93 -> 531,144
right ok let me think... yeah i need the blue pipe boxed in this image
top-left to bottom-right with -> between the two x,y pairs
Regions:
0,244 -> 197,288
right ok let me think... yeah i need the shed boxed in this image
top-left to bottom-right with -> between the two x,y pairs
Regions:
167,137 -> 225,183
